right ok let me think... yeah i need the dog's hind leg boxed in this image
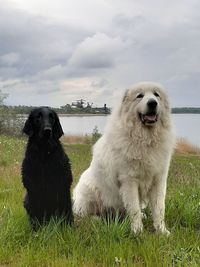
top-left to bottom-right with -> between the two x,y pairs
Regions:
73,181 -> 99,216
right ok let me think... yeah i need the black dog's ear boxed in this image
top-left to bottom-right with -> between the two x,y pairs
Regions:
23,116 -> 33,136
53,111 -> 64,139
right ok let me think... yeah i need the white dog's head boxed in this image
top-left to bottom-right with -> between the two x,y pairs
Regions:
120,82 -> 171,128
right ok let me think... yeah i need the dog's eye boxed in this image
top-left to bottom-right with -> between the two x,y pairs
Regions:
136,93 -> 144,99
154,92 -> 160,97
36,113 -> 42,119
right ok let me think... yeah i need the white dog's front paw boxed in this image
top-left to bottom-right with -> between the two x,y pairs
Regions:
131,221 -> 143,234
154,223 -> 170,236
141,211 -> 147,219
158,227 -> 170,236
162,228 -> 170,236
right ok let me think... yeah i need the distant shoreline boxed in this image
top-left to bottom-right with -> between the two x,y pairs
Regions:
17,113 -> 200,117
58,113 -> 109,117
8,106 -> 200,116
17,113 -> 109,117
59,113 -> 200,116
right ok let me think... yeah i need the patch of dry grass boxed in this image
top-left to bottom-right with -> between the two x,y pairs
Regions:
175,138 -> 200,155
61,135 -> 90,144
62,135 -> 200,156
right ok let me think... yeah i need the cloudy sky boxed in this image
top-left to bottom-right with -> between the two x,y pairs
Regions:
0,0 -> 200,107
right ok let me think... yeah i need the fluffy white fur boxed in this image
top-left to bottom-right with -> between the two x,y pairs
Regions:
73,82 -> 175,234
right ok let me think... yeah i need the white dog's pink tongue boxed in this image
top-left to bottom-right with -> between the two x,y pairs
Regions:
144,115 -> 156,122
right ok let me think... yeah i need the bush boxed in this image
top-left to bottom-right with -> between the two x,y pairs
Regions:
0,106 -> 25,137
92,126 -> 102,144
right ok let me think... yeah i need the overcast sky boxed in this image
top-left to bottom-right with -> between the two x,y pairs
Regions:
0,0 -> 200,107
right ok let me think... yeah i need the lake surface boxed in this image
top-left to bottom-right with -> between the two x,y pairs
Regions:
60,114 -> 200,146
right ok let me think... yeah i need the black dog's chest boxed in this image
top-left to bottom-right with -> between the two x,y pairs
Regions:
24,153 -> 67,202
32,158 -> 64,184
22,152 -> 67,190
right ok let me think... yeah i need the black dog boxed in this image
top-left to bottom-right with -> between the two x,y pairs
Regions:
22,107 -> 73,228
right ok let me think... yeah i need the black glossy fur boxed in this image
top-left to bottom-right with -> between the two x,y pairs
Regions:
22,107 -> 73,228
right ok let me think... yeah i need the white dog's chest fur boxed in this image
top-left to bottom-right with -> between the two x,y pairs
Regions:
117,146 -> 166,200
118,144 -> 166,180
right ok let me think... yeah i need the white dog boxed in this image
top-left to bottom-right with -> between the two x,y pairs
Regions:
73,82 -> 175,235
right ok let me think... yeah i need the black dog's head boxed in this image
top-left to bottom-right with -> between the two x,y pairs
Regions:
23,107 -> 64,140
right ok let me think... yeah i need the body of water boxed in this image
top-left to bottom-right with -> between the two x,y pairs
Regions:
60,114 -> 200,146
172,114 -> 199,146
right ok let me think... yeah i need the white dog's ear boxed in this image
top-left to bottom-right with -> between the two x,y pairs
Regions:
122,89 -> 129,103
119,89 -> 129,116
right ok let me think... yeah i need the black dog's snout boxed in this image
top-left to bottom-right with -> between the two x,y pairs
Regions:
43,127 -> 52,137
147,99 -> 158,109
44,127 -> 52,132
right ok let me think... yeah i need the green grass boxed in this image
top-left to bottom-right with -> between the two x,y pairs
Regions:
0,135 -> 200,266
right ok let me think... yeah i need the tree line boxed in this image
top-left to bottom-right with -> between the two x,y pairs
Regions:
2,105 -> 200,114
2,103 -> 111,115
171,107 -> 200,114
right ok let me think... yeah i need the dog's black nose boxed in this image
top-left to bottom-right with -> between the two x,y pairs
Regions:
44,127 -> 52,132
147,99 -> 157,109
43,127 -> 52,137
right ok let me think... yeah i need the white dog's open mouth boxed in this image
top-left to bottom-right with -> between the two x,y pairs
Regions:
139,113 -> 158,125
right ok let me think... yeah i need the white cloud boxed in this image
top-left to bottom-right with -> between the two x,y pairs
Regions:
68,33 -> 127,68
0,52 -> 20,66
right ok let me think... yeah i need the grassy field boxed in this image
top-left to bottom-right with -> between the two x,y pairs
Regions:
0,135 -> 200,267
